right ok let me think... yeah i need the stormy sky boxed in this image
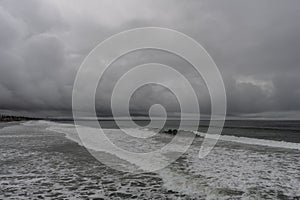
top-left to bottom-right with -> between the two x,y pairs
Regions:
0,0 -> 300,119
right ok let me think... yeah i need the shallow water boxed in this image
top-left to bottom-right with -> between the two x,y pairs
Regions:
0,121 -> 299,199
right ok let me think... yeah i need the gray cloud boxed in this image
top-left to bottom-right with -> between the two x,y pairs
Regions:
0,0 -> 299,118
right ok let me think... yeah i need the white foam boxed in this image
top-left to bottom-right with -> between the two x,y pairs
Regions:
34,121 -> 300,151
46,122 -> 176,172
4,120 -> 299,198
158,140 -> 300,199
46,121 -> 300,173
193,131 -> 300,150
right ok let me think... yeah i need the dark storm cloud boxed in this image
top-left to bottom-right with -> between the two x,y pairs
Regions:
0,0 -> 300,118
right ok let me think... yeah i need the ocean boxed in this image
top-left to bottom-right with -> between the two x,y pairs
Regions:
0,120 -> 299,199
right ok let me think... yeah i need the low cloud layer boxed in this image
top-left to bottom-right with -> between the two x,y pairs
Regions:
0,0 -> 300,118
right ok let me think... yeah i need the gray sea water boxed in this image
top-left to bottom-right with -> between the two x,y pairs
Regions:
0,120 -> 299,199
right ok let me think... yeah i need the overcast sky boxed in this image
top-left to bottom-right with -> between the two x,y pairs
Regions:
0,0 -> 300,119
